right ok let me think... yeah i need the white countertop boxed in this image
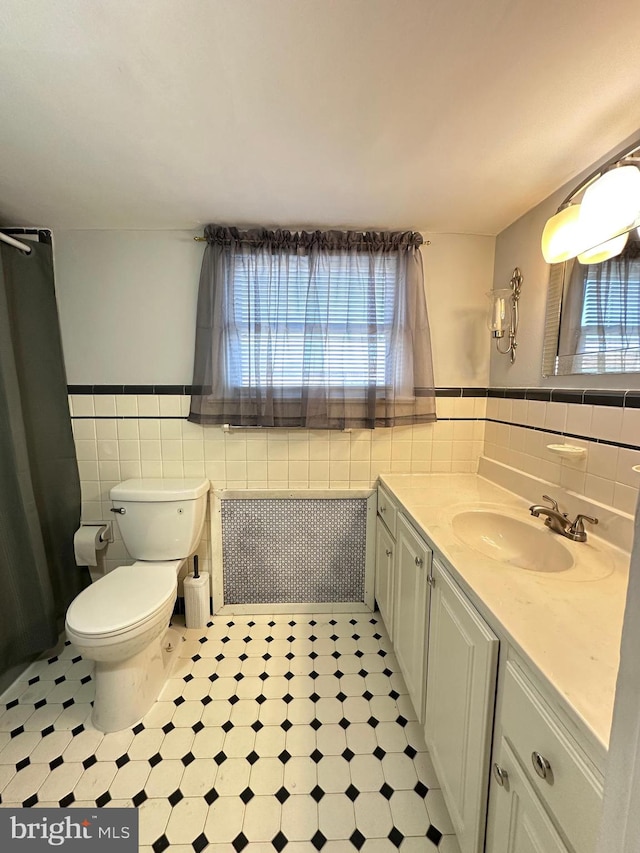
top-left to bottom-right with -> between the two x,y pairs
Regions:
380,473 -> 630,757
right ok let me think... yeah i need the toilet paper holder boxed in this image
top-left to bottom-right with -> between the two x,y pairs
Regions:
74,520 -> 114,568
81,520 -> 114,543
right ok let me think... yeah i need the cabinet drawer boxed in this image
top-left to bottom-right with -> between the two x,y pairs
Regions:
377,484 -> 397,538
501,662 -> 603,853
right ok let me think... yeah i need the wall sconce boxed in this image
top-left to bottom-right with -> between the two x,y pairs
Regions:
541,139 -> 640,265
487,267 -> 522,364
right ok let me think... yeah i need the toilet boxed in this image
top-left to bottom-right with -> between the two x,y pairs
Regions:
65,478 -> 209,732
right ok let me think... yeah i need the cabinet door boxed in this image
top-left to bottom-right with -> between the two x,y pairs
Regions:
486,739 -> 569,853
393,514 -> 431,723
424,561 -> 499,853
375,518 -> 395,636
500,662 -> 602,853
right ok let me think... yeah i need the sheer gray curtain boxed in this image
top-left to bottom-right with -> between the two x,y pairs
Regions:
0,240 -> 86,683
189,225 -> 436,429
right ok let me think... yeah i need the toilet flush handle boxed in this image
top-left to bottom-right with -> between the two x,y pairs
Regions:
110,507 -> 126,514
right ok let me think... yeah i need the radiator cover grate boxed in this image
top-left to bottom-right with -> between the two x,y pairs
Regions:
220,498 -> 367,604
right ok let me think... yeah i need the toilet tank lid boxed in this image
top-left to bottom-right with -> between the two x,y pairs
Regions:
110,478 -> 210,502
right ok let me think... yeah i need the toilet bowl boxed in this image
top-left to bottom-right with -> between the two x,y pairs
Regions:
65,478 -> 209,732
66,561 -> 181,732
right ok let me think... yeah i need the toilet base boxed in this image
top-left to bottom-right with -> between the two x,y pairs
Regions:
91,626 -> 182,733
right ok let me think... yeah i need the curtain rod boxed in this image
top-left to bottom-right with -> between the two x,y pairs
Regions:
0,231 -> 31,254
193,235 -> 431,245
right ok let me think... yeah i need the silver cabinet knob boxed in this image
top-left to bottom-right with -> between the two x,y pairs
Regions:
385,549 -> 392,557
415,556 -> 424,568
427,575 -> 435,588
379,505 -> 386,513
493,763 -> 508,787
531,751 -> 552,780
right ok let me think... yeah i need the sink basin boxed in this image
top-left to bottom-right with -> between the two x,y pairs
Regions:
451,510 -> 575,572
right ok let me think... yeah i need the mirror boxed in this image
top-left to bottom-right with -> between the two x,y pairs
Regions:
542,232 -> 640,375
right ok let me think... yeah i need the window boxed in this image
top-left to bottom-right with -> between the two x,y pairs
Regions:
189,226 -> 436,429
230,252 -> 397,390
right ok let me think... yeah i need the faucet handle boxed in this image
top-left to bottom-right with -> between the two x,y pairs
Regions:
542,494 -> 560,512
570,513 -> 598,536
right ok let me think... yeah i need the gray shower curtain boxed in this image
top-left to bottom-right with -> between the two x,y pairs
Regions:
0,240 -> 86,681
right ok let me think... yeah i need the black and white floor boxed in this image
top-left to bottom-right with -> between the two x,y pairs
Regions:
0,611 -> 460,852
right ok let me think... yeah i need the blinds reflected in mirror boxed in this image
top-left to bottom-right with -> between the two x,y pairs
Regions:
543,234 -> 640,376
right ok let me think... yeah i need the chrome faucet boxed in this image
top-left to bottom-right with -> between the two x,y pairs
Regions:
529,495 -> 598,542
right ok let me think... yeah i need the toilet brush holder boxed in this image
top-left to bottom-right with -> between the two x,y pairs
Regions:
184,571 -> 211,629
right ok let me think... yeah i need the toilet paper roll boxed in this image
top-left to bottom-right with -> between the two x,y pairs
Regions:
184,572 -> 211,629
74,525 -> 108,567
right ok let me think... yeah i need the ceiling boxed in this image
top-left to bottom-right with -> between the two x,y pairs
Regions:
1,0 -> 640,235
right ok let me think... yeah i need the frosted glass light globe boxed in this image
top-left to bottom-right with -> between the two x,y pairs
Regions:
541,204 -> 583,263
579,165 -> 640,249
578,232 -> 628,265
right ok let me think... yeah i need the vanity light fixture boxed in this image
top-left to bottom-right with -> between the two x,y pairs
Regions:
541,203 -> 582,264
487,267 -> 522,364
541,139 -> 640,265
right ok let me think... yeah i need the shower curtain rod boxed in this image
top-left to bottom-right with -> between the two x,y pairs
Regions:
0,231 -> 31,254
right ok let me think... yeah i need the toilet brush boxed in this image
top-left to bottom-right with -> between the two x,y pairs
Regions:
184,555 -> 211,629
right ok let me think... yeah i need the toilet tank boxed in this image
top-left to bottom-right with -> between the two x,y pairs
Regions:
110,479 -> 209,561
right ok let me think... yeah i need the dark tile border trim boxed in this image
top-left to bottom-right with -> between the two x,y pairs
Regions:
433,387 -> 488,397
67,384 -> 638,406
67,384 -> 93,394
69,384 -> 494,397
524,389 -> 552,402
583,390 -> 626,407
65,384 -> 640,451
550,389 -> 584,404
489,388 -> 632,406
68,384 -> 195,395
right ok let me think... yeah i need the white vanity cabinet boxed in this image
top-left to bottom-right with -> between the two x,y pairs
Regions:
486,661 -> 603,853
424,559 -> 499,853
393,513 -> 432,723
375,485 -> 398,635
373,476 -> 607,853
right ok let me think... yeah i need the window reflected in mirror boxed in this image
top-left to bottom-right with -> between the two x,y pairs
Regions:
542,232 -> 640,375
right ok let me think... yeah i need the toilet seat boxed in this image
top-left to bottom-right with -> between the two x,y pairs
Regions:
66,561 -> 179,639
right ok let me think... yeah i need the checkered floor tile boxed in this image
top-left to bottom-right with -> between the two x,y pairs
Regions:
0,612 -> 460,852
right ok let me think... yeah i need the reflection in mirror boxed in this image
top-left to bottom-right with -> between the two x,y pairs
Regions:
542,232 -> 640,375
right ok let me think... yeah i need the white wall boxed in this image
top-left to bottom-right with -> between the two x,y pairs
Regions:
490,129 -> 640,390
54,230 -> 202,385
54,229 -> 495,388
425,233 -> 494,387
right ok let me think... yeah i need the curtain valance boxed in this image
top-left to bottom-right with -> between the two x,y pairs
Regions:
203,224 -> 424,252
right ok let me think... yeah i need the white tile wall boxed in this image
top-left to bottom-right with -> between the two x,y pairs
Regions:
74,389 -> 639,524
484,396 -> 640,515
70,396 -> 485,493
70,393 -> 486,576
